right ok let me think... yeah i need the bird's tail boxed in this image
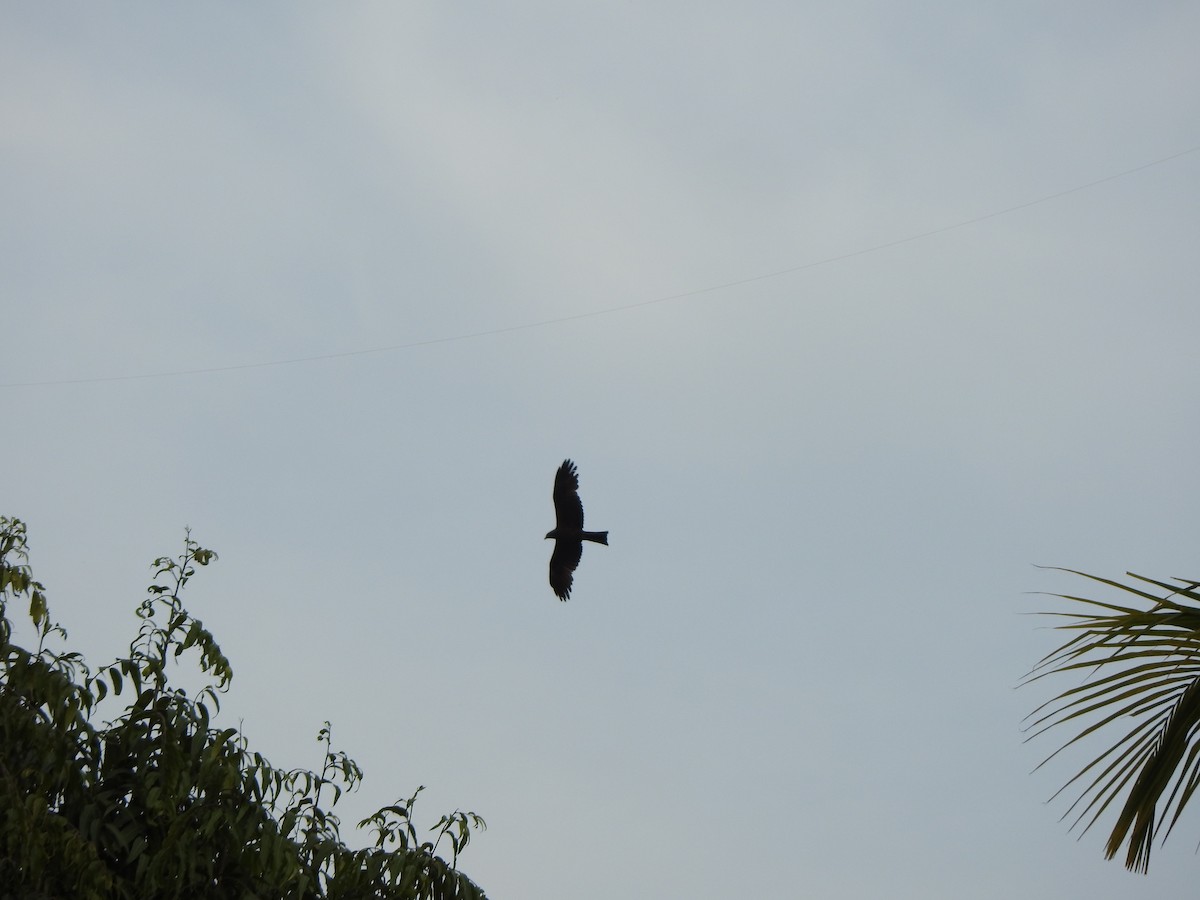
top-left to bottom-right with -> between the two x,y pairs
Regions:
583,531 -> 609,545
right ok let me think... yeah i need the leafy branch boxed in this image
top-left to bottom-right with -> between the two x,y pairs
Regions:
1024,567 -> 1200,873
0,516 -> 488,898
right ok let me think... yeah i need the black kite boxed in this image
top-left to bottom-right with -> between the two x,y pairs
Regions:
545,459 -> 608,600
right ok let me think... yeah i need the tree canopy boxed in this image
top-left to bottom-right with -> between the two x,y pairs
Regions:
0,516 -> 487,899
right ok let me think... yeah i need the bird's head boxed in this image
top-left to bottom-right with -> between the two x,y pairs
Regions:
544,529 -> 559,540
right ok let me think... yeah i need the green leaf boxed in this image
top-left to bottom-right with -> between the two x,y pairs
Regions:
29,589 -> 46,626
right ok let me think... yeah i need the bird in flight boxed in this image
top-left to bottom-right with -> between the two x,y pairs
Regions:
545,459 -> 608,600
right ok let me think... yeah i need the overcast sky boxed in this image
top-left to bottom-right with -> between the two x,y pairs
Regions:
4,4 -> 1200,897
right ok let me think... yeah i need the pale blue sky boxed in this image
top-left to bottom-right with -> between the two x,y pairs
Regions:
4,4 -> 1200,896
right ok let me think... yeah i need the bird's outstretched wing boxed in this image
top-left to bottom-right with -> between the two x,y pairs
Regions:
549,540 -> 582,600
553,459 -> 585,530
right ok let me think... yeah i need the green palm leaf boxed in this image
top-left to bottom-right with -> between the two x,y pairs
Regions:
1025,568 -> 1200,873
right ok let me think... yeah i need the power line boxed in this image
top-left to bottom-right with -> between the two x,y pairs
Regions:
5,143 -> 1198,389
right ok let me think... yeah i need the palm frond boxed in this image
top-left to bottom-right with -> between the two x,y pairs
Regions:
1024,570 -> 1200,873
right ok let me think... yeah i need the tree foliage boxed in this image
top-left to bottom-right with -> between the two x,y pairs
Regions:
0,516 -> 487,899
1025,567 -> 1200,873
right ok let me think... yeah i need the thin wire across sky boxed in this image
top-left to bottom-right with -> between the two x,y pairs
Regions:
5,143 -> 1197,389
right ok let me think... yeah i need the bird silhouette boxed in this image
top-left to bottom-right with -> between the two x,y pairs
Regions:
545,459 -> 608,600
